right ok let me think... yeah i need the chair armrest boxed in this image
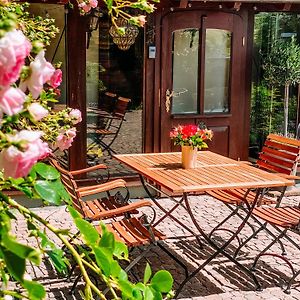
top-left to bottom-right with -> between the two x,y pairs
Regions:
77,179 -> 127,197
89,199 -> 153,219
69,164 -> 107,176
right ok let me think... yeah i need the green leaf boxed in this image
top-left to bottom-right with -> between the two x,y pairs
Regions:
151,287 -> 163,300
99,230 -> 115,254
144,262 -> 152,284
1,235 -> 40,265
37,230 -> 55,249
68,205 -> 81,219
113,241 -> 128,260
106,0 -> 113,10
75,218 -> 99,245
144,286 -> 154,300
119,280 -> 134,299
51,179 -> 71,202
23,280 -> 46,300
110,260 -> 122,278
9,177 -> 24,185
0,247 -> 25,281
34,162 -> 60,180
118,269 -> 128,281
135,282 -> 145,292
132,287 -> 143,300
17,186 -> 33,198
47,249 -> 68,274
28,168 -> 37,180
34,180 -> 61,205
150,270 -> 173,293
93,246 -> 111,276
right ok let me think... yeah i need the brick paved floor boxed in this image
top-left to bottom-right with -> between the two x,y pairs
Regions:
11,195 -> 300,299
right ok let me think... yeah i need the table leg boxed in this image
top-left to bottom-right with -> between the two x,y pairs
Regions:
175,190 -> 263,298
139,175 -> 203,244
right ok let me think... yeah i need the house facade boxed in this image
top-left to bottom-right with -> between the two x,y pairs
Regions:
28,0 -> 300,171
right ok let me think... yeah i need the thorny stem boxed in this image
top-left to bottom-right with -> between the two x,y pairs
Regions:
1,193 -> 108,300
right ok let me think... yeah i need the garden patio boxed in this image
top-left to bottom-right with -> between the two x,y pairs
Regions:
3,1 -> 300,299
13,194 -> 300,299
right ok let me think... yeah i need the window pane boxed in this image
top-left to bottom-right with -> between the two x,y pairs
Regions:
172,29 -> 199,114
204,29 -> 231,113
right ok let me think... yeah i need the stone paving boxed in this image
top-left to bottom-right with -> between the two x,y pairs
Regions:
12,194 -> 300,299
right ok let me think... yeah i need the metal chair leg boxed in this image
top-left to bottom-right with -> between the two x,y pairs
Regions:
251,229 -> 287,271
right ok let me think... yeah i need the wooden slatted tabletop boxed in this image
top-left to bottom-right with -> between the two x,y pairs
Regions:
114,151 -> 294,194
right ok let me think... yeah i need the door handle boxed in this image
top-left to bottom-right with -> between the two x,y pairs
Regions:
165,89 -> 173,113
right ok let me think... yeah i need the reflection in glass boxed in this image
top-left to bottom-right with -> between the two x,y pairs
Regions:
29,4 -> 67,106
172,29 -> 199,114
204,29 -> 231,113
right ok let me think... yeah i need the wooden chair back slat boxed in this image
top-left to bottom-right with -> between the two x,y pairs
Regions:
264,140 -> 300,154
258,153 -> 295,170
261,146 -> 297,161
49,158 -> 83,212
257,134 -> 300,176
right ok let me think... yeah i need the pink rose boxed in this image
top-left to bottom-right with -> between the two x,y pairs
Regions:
28,103 -> 49,121
69,109 -> 82,125
0,130 -> 51,178
48,69 -> 62,89
89,0 -> 98,8
137,15 -> 146,27
55,128 -> 77,151
78,2 -> 91,13
0,30 -> 31,88
0,87 -> 26,116
20,50 -> 55,99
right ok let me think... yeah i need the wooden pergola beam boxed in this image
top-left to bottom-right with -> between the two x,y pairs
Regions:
179,0 -> 189,8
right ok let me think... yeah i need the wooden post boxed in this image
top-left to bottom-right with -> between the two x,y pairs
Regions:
66,0 -> 87,170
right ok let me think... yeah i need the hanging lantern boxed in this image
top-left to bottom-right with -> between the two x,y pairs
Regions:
109,18 -> 139,51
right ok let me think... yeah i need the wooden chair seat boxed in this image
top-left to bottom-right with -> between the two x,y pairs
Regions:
207,189 -> 276,206
81,196 -> 139,220
95,217 -> 166,247
95,129 -> 114,135
253,206 -> 300,228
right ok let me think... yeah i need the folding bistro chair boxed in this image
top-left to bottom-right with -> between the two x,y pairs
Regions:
49,158 -> 136,221
251,202 -> 300,293
88,96 -> 131,157
50,159 -> 188,294
207,134 -> 300,256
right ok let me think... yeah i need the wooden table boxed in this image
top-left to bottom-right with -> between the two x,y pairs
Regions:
114,151 -> 295,296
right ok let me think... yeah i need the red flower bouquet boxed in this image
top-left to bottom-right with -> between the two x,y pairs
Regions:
170,124 -> 213,149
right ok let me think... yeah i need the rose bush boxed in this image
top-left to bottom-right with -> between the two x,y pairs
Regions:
0,1 -> 173,300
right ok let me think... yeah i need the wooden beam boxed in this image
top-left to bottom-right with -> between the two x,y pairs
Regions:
179,0 -> 188,8
67,0 -> 87,171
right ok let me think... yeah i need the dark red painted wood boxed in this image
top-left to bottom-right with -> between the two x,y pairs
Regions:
67,0 -> 87,170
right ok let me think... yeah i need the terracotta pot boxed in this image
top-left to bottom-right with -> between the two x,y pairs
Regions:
181,145 -> 197,169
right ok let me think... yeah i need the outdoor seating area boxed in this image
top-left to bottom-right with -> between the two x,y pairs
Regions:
12,136 -> 300,299
13,194 -> 300,299
4,1 -> 300,299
